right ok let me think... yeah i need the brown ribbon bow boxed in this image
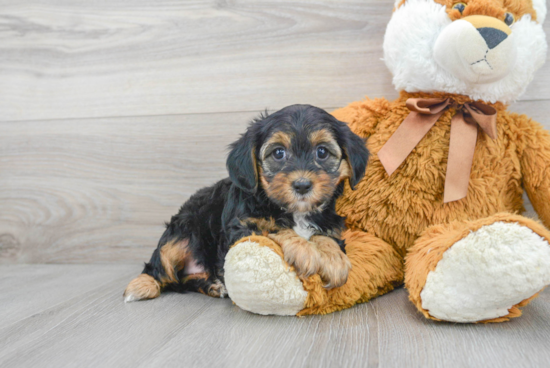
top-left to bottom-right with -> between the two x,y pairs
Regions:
377,98 -> 497,203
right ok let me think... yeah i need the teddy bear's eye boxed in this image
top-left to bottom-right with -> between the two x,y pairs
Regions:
452,3 -> 466,14
504,13 -> 515,26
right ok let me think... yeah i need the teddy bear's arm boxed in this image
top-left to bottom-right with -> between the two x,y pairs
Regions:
331,97 -> 391,138
518,116 -> 550,228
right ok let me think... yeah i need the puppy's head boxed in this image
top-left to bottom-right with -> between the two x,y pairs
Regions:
227,105 -> 369,213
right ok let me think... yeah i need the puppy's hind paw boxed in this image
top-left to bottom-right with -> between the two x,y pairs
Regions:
208,279 -> 228,298
123,274 -> 161,303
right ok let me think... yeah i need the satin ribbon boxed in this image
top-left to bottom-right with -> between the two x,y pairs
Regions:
377,98 -> 497,203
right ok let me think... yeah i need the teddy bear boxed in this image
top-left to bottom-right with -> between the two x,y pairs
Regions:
222,0 -> 550,323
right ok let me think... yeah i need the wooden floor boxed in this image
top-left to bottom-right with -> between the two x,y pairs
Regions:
2,1 -> 550,367
0,264 -> 549,368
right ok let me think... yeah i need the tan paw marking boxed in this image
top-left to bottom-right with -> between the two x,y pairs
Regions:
310,235 -> 351,289
208,279 -> 228,298
269,229 -> 321,278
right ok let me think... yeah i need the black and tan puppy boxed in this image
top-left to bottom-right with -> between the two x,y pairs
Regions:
124,104 -> 369,302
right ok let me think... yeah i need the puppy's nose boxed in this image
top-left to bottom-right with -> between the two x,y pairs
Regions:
293,179 -> 312,195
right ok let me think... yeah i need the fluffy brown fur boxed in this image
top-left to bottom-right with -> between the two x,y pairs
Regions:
396,0 -> 538,21
405,213 -> 550,322
232,90 -> 550,319
326,91 -> 550,320
335,91 -> 530,253
226,0 -> 549,321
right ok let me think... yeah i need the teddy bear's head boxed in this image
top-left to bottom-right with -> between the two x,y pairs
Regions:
383,0 -> 547,103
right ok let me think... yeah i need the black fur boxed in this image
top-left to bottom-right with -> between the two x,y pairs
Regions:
140,104 -> 369,296
227,130 -> 258,193
335,121 -> 370,189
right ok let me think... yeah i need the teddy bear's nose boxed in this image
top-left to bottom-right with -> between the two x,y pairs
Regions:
462,15 -> 512,49
477,27 -> 508,49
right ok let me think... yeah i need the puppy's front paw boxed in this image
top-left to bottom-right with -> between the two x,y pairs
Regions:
310,236 -> 351,289
269,230 -> 320,278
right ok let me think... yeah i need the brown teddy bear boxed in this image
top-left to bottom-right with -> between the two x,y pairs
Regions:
223,0 -> 550,323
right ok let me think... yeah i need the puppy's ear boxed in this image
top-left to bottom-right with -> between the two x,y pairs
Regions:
338,121 -> 369,190
227,130 -> 258,193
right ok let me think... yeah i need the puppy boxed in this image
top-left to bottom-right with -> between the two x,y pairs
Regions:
124,104 -> 369,302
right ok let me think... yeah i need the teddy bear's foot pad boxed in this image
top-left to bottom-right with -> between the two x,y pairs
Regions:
420,222 -> 550,322
224,240 -> 308,316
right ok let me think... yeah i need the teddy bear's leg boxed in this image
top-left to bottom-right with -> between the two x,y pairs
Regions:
224,235 -> 309,316
298,230 -> 404,316
224,231 -> 404,316
405,213 -> 550,323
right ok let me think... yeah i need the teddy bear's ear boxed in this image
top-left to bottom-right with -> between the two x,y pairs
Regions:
532,0 -> 547,23
393,0 -> 411,11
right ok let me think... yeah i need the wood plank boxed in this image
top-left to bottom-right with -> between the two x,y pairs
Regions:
376,287 -> 550,368
509,99 -> 550,126
138,297 -> 377,368
1,265 -> 549,368
1,0 -> 547,122
0,111 -> 256,263
0,0 -> 395,121
2,100 -> 550,263
0,264 -> 365,368
0,264 -> 137,329
0,267 -> 222,367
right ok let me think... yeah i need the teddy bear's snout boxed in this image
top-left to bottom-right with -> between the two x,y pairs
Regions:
464,15 -> 512,49
433,14 -> 517,85
477,27 -> 508,49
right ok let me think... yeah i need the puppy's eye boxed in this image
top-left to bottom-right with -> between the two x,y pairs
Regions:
316,146 -> 329,160
272,147 -> 286,161
452,2 -> 466,13
504,13 -> 514,26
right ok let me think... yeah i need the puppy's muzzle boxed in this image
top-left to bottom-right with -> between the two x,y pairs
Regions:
293,178 -> 312,195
